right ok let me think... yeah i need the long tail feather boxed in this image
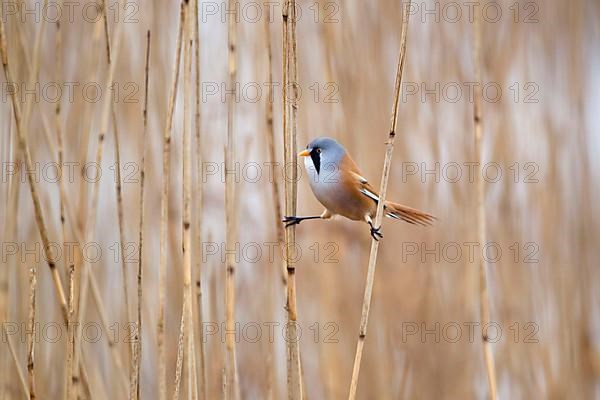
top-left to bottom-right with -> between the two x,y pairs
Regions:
384,201 -> 436,226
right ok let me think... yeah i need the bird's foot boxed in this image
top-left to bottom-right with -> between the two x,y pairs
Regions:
369,223 -> 383,241
283,216 -> 303,228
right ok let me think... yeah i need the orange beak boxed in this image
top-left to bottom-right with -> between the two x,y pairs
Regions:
298,149 -> 311,157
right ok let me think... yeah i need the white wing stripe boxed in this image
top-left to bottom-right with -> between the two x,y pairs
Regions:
359,188 -> 379,202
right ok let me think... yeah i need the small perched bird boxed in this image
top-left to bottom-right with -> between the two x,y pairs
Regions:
283,137 -> 435,240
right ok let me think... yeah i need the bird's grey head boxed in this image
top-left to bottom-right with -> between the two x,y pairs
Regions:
301,137 -> 346,175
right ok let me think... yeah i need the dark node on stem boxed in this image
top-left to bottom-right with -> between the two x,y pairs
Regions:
196,280 -> 200,288
166,136 -> 171,144
227,265 -> 235,274
286,266 -> 295,274
183,221 -> 190,230
474,115 -> 481,123
99,133 -> 105,142
61,215 -> 65,223
48,261 -> 56,270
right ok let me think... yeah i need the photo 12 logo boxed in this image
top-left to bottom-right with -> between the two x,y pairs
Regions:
200,1 -> 340,24
407,2 -> 540,24
1,0 -> 140,24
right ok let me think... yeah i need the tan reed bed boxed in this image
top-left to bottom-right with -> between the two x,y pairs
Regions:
348,1 -> 412,398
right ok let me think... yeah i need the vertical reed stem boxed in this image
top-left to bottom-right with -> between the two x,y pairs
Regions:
193,0 -> 208,397
282,1 -> 303,398
348,2 -> 412,398
224,0 -> 239,397
27,267 -> 37,400
265,1 -> 287,286
159,3 -> 186,399
131,29 -> 151,400
472,7 -> 498,400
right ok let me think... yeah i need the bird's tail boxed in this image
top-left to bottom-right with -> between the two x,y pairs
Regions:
384,201 -> 436,226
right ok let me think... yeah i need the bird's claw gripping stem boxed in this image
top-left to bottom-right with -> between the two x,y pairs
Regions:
283,216 -> 303,228
369,223 -> 383,241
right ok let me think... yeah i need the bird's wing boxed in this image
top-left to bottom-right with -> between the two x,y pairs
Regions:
349,171 -> 380,203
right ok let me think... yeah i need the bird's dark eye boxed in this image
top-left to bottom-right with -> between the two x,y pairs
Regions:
316,148 -> 321,153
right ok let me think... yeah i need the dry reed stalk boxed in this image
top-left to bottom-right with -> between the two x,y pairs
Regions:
263,6 -> 282,397
102,0 -> 112,63
159,3 -> 186,399
54,0 -> 67,255
282,1 -> 303,398
72,4 -> 125,398
185,8 -> 199,399
3,323 -> 29,398
224,0 -> 239,397
66,264 -> 76,400
131,29 -> 151,400
21,0 -> 48,133
265,2 -> 287,287
173,311 -> 186,400
172,1 -> 198,398
113,79 -> 133,367
347,2 -> 412,398
472,8 -> 498,400
27,267 -> 37,400
0,117 -> 18,400
193,0 -> 208,397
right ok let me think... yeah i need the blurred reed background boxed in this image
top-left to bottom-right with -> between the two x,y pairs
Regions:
1,0 -> 599,399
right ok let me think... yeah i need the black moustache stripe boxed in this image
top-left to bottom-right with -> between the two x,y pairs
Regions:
310,150 -> 320,174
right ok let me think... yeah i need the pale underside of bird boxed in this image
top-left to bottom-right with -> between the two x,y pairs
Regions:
283,137 -> 435,240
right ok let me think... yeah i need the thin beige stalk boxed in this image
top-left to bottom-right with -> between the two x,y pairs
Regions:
348,2 -> 412,398
3,324 -> 29,398
184,3 -> 198,398
21,0 -> 48,134
472,7 -> 498,400
224,0 -> 239,398
265,2 -> 287,286
173,311 -> 185,400
282,1 -> 303,398
55,0 -> 67,255
159,3 -> 186,400
0,111 -> 17,400
27,267 -> 37,400
66,264 -> 75,400
264,4 -> 282,397
173,2 -> 197,398
131,29 -> 151,400
193,0 -> 208,397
